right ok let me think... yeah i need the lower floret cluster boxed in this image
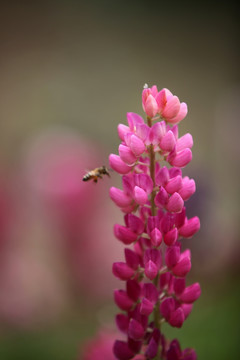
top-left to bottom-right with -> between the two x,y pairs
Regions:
109,85 -> 201,359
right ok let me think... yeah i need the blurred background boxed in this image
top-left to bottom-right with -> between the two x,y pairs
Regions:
0,1 -> 239,359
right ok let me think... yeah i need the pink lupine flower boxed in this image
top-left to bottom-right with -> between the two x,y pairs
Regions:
108,85 -> 200,358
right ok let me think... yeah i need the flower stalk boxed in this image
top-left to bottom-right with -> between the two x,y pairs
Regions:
109,85 -> 201,360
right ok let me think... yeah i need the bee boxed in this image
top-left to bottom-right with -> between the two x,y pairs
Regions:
82,166 -> 110,183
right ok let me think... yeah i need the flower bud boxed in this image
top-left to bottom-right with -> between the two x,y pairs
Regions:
144,260 -> 158,280
155,186 -> 169,208
180,283 -> 201,304
140,297 -> 154,316
118,124 -> 130,141
160,297 -> 175,320
173,278 -> 186,295
176,133 -> 193,152
112,262 -> 134,280
133,186 -> 148,205
145,94 -> 158,118
166,192 -> 184,213
127,112 -> 144,130
178,177 -> 196,201
124,248 -> 140,270
116,313 -> 129,333
169,307 -> 185,328
156,88 -> 167,112
159,272 -> 172,290
161,95 -> 181,120
172,256 -> 191,277
114,224 -> 138,244
150,227 -> 162,247
160,213 -> 176,233
145,329 -> 160,359
134,173 -> 153,194
127,279 -> 141,301
166,339 -> 181,359
114,290 -> 134,311
128,337 -> 142,354
175,207 -> 186,228
168,148 -> 192,168
128,134 -> 146,156
160,130 -> 176,152
109,154 -> 132,174
164,227 -> 178,246
168,102 -> 188,124
165,246 -> 180,268
128,319 -> 145,340
165,175 -> 182,194
178,216 -> 200,238
113,340 -> 134,360
155,166 -> 169,186
149,121 -> 166,144
119,144 -> 137,165
110,187 -> 132,208
143,283 -> 158,303
125,214 -> 144,235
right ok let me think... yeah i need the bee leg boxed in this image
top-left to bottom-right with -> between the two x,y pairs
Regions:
94,178 -> 98,183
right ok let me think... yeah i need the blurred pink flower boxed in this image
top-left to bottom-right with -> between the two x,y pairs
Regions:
0,128 -> 123,327
24,128 -> 122,299
81,330 -> 117,360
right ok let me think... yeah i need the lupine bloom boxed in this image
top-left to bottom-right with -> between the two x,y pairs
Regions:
109,85 -> 201,359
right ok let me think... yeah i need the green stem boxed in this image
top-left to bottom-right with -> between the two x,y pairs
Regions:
147,116 -> 162,359
147,117 -> 156,216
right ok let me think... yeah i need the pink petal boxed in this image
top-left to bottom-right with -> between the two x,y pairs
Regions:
168,102 -> 188,124
154,186 -> 169,208
180,283 -> 201,304
155,166 -> 169,186
168,148 -> 192,168
165,246 -> 180,268
119,144 -> 137,165
125,213 -> 145,235
166,192 -> 184,213
133,186 -> 148,205
109,154 -> 132,174
149,121 -> 166,144
114,290 -> 134,311
118,123 -> 130,141
161,96 -> 181,120
178,216 -> 200,238
150,227 -> 162,247
129,135 -> 146,156
160,130 -> 176,152
178,177 -> 196,201
165,175 -> 182,194
176,133 -> 193,152
127,112 -> 144,130
112,262 -> 135,280
169,307 -> 185,328
114,224 -> 138,244
172,256 -> 191,277
145,94 -> 158,118
109,187 -> 132,207
164,227 -> 178,246
155,89 -> 167,112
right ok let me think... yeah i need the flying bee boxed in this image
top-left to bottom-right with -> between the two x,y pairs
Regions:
82,166 -> 110,183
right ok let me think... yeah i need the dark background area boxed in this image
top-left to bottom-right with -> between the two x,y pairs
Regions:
0,1 -> 239,359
